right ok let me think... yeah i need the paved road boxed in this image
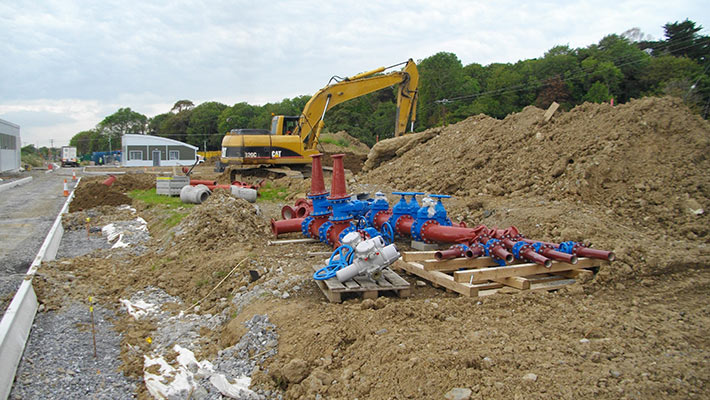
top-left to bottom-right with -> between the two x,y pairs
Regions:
0,169 -> 78,315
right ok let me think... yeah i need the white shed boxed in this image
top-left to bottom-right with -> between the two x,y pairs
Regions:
0,119 -> 21,173
121,134 -> 198,167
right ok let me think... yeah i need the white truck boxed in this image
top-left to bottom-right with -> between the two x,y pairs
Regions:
61,146 -> 79,167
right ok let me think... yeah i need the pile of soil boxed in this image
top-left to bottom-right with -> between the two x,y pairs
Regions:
110,173 -> 157,192
69,181 -> 132,212
318,131 -> 370,155
362,97 -> 710,243
173,190 -> 270,251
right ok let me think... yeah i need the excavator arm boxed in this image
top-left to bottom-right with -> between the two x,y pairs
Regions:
297,59 -> 419,150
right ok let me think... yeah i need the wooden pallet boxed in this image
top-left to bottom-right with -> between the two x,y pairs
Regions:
312,265 -> 411,303
395,251 -> 608,297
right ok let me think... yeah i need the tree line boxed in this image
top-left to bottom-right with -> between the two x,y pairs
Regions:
69,19 -> 709,154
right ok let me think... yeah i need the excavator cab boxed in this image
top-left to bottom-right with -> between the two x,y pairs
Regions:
271,116 -> 300,135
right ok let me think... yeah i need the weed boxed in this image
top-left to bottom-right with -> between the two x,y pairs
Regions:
321,136 -> 350,148
128,189 -> 194,210
258,182 -> 289,201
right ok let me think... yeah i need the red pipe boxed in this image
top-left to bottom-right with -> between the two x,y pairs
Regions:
190,179 -> 217,186
539,247 -> 578,264
478,236 -> 514,263
421,223 -> 481,244
102,175 -> 116,186
395,216 -> 414,236
328,154 -> 349,200
327,221 -> 351,248
271,217 -> 305,237
576,247 -> 616,261
521,239 -> 615,261
373,210 -> 393,230
309,154 -> 328,196
500,237 -> 551,267
295,205 -> 310,218
307,216 -> 330,239
435,245 -> 468,260
281,205 -> 296,219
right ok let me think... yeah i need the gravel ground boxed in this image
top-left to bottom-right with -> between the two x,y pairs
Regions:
10,303 -> 139,399
55,229 -> 112,259
199,314 -> 281,400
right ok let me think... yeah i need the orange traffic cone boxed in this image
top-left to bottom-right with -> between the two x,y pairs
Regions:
63,179 -> 69,197
72,170 -> 77,181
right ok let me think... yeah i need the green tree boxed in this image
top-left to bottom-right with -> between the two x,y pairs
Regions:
417,52 -> 467,127
583,82 -> 611,103
187,101 -> 227,150
171,100 -> 195,113
98,107 -> 147,151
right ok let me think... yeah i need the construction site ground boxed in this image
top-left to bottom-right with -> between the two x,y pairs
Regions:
15,97 -> 710,399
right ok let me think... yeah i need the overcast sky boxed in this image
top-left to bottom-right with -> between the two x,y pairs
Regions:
1,0 -> 707,147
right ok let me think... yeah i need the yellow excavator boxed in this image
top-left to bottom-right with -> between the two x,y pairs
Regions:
217,59 -> 418,173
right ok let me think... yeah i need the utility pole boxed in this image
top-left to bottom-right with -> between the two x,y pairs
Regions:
108,135 -> 111,152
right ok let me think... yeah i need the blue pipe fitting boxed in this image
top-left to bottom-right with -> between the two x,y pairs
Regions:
301,216 -> 314,237
483,239 -> 507,266
557,241 -> 579,255
429,194 -> 453,226
367,192 -> 390,227
511,241 -> 530,259
329,196 -> 353,222
530,242 -> 545,253
308,192 -> 331,217
318,221 -> 333,243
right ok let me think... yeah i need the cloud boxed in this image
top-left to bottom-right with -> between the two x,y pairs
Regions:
1,0 -> 708,146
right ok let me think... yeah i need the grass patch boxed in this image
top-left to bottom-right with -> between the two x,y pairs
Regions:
258,182 -> 289,201
163,211 -> 188,228
321,136 -> 350,148
128,189 -> 194,210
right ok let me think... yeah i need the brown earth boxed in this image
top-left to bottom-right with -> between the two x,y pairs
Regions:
69,180 -> 133,212
33,96 -> 710,399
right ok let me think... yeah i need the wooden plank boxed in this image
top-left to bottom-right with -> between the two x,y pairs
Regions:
558,269 -> 595,279
362,291 -> 378,300
268,238 -> 318,245
494,276 -> 530,290
470,281 -> 504,290
382,268 -> 410,288
529,278 -> 576,291
396,261 -> 477,297
374,275 -> 394,289
543,101 -> 560,122
454,258 -> 600,282
401,251 -> 437,262
342,280 -> 360,290
422,257 -> 497,272
314,279 -> 341,303
353,276 -> 379,291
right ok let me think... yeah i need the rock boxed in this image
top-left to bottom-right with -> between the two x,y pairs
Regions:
579,338 -> 590,344
610,369 -> 621,378
522,373 -> 538,382
248,270 -> 260,282
444,387 -> 472,400
375,328 -> 388,335
482,356 -> 494,369
282,359 -> 309,384
591,352 -> 602,363
282,292 -> 290,299
361,299 -> 375,310
415,280 -> 427,287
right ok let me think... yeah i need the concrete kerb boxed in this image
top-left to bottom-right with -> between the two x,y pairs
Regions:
0,177 -> 33,193
0,177 -> 81,399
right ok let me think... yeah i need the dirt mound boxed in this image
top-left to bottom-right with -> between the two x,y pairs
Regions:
363,96 -> 710,241
319,131 -> 370,155
174,190 -> 270,251
69,181 -> 133,212
110,173 -> 157,192
320,151 -> 367,174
